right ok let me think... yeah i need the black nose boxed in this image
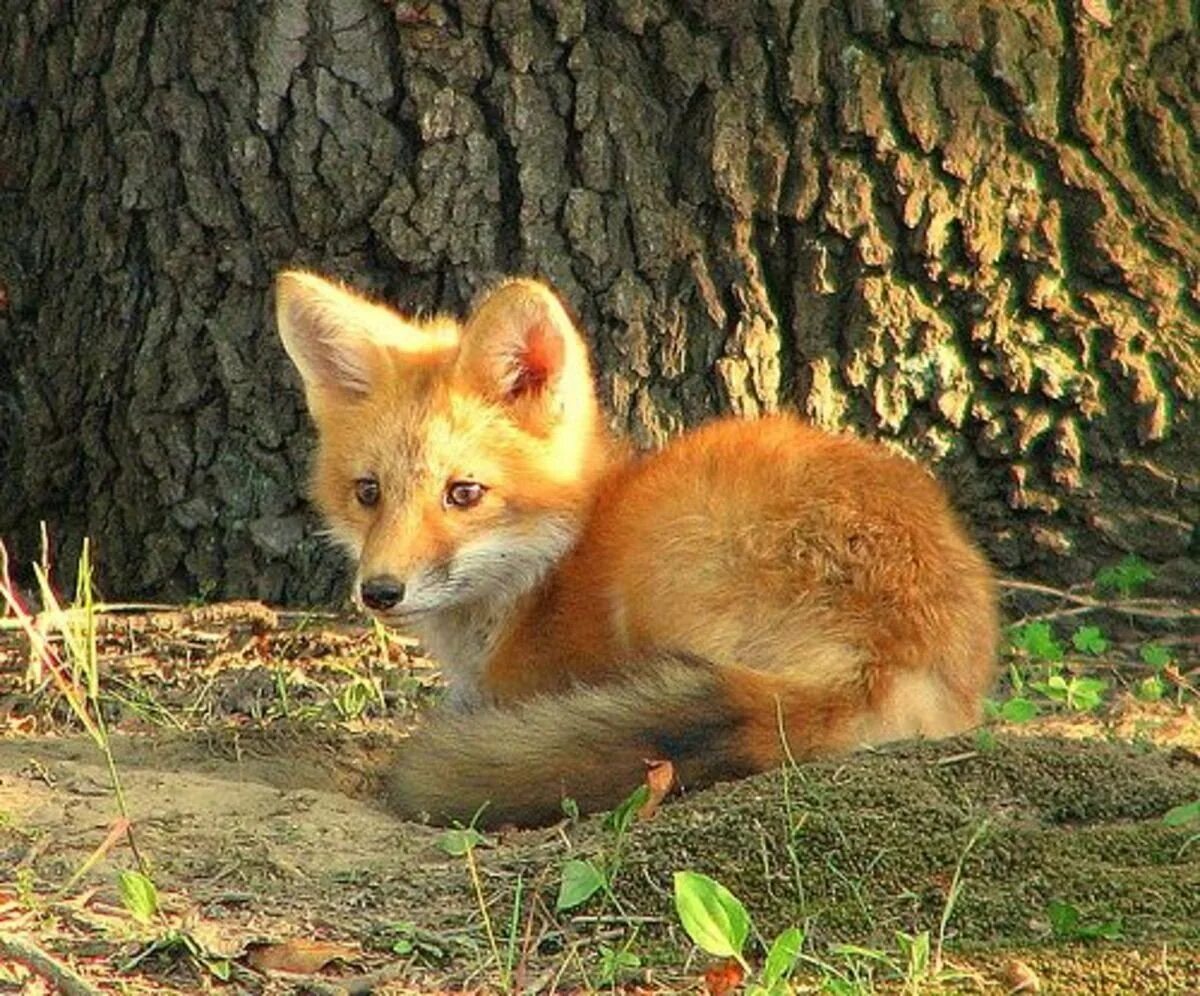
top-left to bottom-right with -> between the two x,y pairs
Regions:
360,576 -> 405,611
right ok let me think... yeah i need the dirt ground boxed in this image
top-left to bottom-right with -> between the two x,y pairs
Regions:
1,596 -> 1198,994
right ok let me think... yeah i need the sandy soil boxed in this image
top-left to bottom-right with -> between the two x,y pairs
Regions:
1,601 -> 1198,993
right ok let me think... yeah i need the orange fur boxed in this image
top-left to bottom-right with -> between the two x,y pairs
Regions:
275,271 -> 999,826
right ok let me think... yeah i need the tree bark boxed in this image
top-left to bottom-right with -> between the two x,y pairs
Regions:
1,0 -> 1196,603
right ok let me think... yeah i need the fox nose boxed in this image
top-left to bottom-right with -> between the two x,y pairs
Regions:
360,575 -> 405,611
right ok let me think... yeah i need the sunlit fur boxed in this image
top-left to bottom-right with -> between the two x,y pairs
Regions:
276,271 -> 999,826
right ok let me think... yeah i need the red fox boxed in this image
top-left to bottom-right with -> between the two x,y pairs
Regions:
275,271 -> 998,826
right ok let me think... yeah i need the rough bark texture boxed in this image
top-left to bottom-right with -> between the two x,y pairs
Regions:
1,0 -> 1196,603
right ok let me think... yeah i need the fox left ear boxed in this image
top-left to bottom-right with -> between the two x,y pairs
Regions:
457,279 -> 593,432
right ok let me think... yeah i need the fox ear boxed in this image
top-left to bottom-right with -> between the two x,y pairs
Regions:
457,279 -> 591,431
274,271 -> 456,405
275,271 -> 389,400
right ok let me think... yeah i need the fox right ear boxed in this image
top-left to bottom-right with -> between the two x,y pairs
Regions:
275,271 -> 389,401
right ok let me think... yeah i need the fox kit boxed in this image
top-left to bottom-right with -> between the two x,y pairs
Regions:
275,271 -> 998,826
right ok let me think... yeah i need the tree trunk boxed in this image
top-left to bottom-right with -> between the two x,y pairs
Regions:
1,0 -> 1196,604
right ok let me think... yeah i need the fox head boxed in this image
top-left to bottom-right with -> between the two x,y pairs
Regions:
275,271 -> 611,620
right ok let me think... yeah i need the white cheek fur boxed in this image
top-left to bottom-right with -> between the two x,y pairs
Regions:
405,514 -> 579,611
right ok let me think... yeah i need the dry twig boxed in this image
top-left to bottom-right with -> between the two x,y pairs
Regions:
999,579 -> 1200,623
0,932 -> 102,996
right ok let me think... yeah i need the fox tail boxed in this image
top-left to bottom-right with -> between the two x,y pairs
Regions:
383,654 -> 859,827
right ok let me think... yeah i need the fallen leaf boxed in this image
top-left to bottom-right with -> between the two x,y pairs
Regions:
638,758 -> 675,820
1081,0 -> 1112,27
245,938 -> 359,975
1002,958 -> 1041,993
5,713 -> 36,734
703,958 -> 744,996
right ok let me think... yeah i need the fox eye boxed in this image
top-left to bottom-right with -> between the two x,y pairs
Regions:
444,481 -> 486,510
354,477 -> 381,507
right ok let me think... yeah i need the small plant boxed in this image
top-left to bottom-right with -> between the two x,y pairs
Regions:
1163,800 -> 1200,827
557,858 -> 607,912
0,535 -> 158,902
14,866 -> 38,911
1071,625 -> 1108,655
672,823 -> 986,992
673,871 -> 753,973
1135,643 -> 1174,702
1008,621 -> 1064,663
1046,899 -> 1122,941
118,866 -> 230,984
595,937 -> 643,986
986,662 -> 1039,725
758,928 -> 805,995
330,672 -> 384,720
1008,620 -> 1110,714
1028,673 -> 1108,713
988,695 -> 1038,724
121,927 -> 233,981
373,920 -> 474,961
370,616 -> 393,665
973,727 -> 998,751
439,814 -> 522,992
1140,643 -> 1172,669
895,930 -> 931,989
118,869 -> 160,925
1095,555 -> 1154,598
1164,799 -> 1200,857
1136,674 -> 1166,702
671,870 -> 982,994
555,784 -> 649,912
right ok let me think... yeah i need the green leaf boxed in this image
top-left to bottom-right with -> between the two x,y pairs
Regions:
438,827 -> 486,857
202,957 -> 232,981
117,869 -> 158,925
1095,555 -> 1154,598
1067,914 -> 1123,941
596,944 -> 641,984
1047,900 -> 1121,941
826,942 -> 897,965
761,927 -> 803,987
1079,918 -> 1123,941
560,796 -> 580,821
1000,697 -> 1038,723
895,930 -> 930,976
1140,644 -> 1171,669
1066,676 -> 1107,712
1163,800 -> 1200,827
605,784 -> 650,836
1137,675 -> 1165,702
1071,626 -> 1108,655
1009,621 -> 1064,663
1047,899 -> 1079,937
556,859 -> 606,911
673,871 -> 750,960
1031,675 -> 1068,704
1089,921 -> 1123,945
